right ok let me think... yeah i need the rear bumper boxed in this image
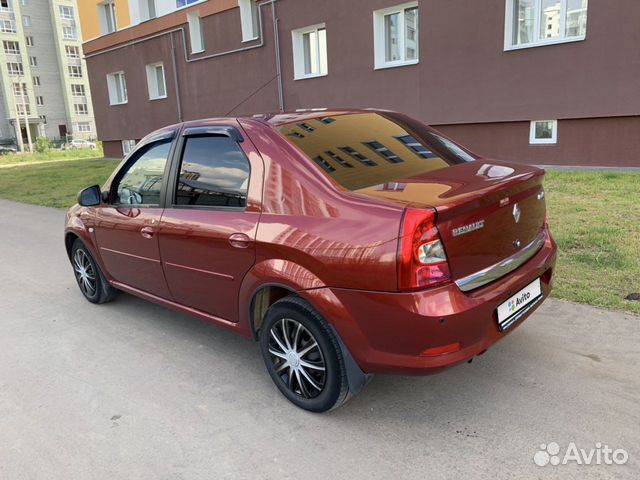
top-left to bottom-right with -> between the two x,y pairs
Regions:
305,227 -> 557,375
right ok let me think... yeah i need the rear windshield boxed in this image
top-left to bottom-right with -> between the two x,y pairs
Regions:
278,112 -> 476,191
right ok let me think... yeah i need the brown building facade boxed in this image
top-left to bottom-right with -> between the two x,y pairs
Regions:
83,0 -> 640,166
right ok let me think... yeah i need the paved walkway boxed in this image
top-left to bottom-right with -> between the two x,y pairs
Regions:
0,200 -> 638,480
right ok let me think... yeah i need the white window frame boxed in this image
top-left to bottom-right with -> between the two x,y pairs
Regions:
23,15 -> 31,27
529,120 -> 558,145
29,56 -> 37,66
7,62 -> 24,76
26,36 -> 34,46
99,1 -> 118,35
187,11 -> 204,53
71,84 -> 85,96
504,0 -> 588,51
33,75 -> 40,85
107,71 -> 128,105
1,19 -> 16,33
74,103 -> 89,115
373,2 -> 419,70
3,40 -> 20,55
68,65 -> 83,78
63,26 -> 77,39
36,95 -> 44,106
65,45 -> 80,58
146,62 -> 167,100
122,139 -> 137,155
238,0 -> 259,42
291,23 -> 328,80
77,122 -> 92,133
59,5 -> 74,20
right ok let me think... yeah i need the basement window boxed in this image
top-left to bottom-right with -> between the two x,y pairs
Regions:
529,120 -> 557,144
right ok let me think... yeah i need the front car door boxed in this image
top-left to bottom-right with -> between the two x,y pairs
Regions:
94,135 -> 175,299
158,124 -> 263,322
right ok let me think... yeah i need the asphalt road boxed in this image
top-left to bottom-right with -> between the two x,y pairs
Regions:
0,200 -> 638,480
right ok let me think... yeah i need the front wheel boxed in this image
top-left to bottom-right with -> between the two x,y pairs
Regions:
71,239 -> 117,304
259,296 -> 351,412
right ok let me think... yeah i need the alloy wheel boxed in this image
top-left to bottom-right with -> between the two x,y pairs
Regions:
73,249 -> 97,297
268,318 -> 327,399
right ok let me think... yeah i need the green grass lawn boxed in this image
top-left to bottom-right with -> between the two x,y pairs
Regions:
0,158 -> 118,208
0,159 -> 637,314
544,171 -> 639,314
0,147 -> 104,166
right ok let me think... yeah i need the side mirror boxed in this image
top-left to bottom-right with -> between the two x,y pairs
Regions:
77,185 -> 102,207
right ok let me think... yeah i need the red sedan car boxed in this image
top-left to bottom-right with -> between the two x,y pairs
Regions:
65,110 -> 556,412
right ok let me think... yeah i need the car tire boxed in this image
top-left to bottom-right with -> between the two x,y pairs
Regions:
259,296 -> 351,412
71,239 -> 117,304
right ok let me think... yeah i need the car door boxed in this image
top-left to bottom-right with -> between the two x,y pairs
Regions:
93,137 -> 174,299
158,125 -> 262,322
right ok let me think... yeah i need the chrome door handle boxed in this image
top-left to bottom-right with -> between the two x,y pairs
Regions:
140,227 -> 155,239
229,233 -> 250,248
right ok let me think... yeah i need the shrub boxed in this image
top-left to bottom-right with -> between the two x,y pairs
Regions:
34,137 -> 52,153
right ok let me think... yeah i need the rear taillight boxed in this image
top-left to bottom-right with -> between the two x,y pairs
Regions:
398,208 -> 451,291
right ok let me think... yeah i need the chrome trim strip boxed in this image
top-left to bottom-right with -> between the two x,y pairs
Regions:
455,231 -> 546,292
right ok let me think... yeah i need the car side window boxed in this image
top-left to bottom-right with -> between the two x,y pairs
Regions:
174,135 -> 250,208
114,140 -> 171,206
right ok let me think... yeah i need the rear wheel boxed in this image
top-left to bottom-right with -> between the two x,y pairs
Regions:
71,239 -> 117,304
259,296 -> 350,412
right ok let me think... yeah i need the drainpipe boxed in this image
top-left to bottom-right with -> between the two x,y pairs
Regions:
272,1 -> 284,112
170,32 -> 183,122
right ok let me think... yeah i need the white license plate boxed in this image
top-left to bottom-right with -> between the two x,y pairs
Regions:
497,278 -> 542,329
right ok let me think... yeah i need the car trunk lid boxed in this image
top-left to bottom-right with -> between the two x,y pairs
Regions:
353,161 -> 547,283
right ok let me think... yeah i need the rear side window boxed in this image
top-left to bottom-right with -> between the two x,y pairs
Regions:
279,112 -> 476,191
175,135 -> 250,208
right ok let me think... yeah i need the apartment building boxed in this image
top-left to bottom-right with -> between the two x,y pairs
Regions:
81,0 -> 639,166
77,0 -> 131,41
0,0 -> 96,146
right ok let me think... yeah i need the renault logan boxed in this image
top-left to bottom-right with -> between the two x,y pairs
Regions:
65,110 -> 557,412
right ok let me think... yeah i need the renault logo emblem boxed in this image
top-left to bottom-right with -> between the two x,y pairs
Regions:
512,203 -> 521,223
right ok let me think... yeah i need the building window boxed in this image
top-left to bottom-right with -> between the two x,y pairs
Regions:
187,11 -> 204,53
36,95 -> 44,106
68,65 -> 83,78
65,45 -> 80,58
529,120 -> 558,144
0,19 -> 16,33
23,15 -> 31,27
7,62 -> 24,76
74,103 -> 89,115
137,0 -> 156,21
12,82 -> 27,96
313,155 -> 336,174
77,123 -> 92,133
29,56 -> 37,66
3,40 -> 20,54
32,75 -> 40,85
292,24 -> 328,80
63,26 -> 77,39
146,62 -> 167,100
239,0 -> 259,42
122,139 -> 137,155
71,84 -> 85,96
99,1 -> 117,34
26,36 -> 34,46
106,71 -> 127,105
59,5 -> 74,20
506,0 -> 588,50
177,0 -> 202,7
17,103 -> 31,116
0,0 -> 11,11
373,2 -> 419,69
